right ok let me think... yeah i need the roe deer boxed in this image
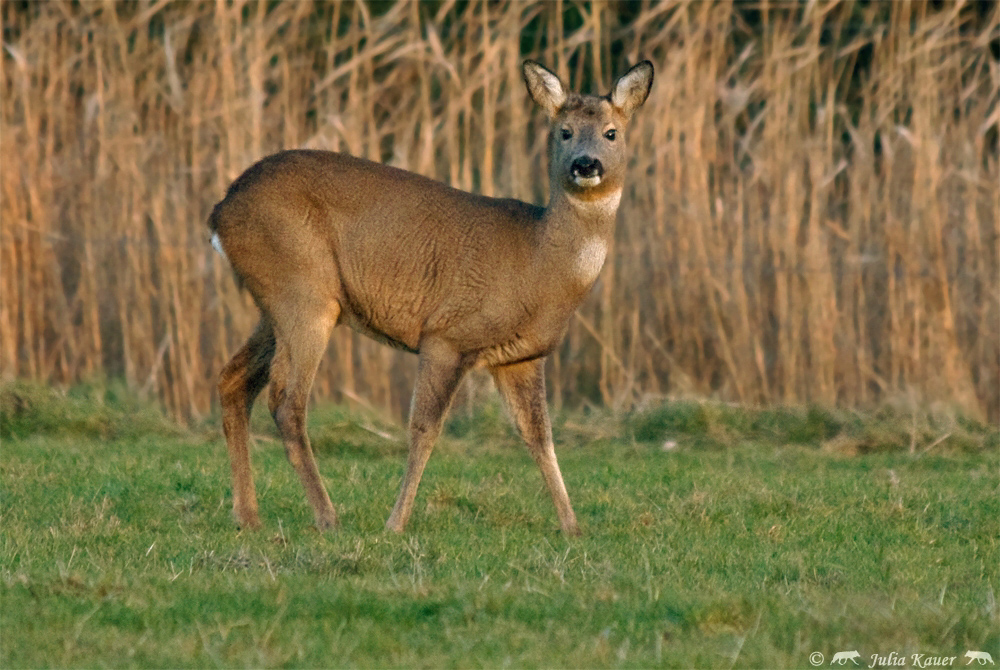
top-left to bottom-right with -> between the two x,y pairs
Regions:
210,60 -> 653,535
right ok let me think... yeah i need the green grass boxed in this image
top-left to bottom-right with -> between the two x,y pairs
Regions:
1,384 -> 998,668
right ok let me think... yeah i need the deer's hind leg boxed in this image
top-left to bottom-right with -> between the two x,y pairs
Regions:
267,299 -> 340,530
219,318 -> 276,530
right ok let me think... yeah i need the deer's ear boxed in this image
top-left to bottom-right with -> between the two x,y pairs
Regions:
523,60 -> 566,118
610,61 -> 654,121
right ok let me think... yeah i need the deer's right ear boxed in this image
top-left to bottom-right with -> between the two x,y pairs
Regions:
523,61 -> 566,118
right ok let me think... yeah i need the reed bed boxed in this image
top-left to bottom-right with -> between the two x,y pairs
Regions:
2,0 -> 997,422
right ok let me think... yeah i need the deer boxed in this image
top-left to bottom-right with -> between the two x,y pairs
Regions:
209,59 -> 653,536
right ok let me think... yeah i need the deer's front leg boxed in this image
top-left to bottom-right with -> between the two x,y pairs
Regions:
386,341 -> 472,533
491,358 -> 580,536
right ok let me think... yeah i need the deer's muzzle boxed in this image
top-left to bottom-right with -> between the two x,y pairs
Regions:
570,156 -> 604,187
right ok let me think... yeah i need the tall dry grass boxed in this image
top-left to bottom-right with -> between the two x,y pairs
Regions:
2,1 -> 997,422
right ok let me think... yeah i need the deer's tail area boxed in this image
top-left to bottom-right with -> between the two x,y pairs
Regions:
207,201 -> 246,291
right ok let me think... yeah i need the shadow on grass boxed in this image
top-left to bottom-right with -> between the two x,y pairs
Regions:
0,380 -> 182,441
3,380 -> 996,457
625,398 -> 998,455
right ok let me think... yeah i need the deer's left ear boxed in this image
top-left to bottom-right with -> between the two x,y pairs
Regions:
610,61 -> 654,121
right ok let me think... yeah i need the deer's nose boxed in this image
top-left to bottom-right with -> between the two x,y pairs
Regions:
570,156 -> 604,179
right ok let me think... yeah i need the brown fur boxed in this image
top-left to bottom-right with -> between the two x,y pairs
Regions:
211,60 -> 653,534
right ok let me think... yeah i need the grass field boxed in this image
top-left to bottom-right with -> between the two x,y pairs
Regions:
1,384 -> 998,668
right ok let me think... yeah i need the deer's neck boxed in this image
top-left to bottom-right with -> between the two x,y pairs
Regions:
541,187 -> 622,288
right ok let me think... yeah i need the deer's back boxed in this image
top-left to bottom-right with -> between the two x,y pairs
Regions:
212,150 -> 563,357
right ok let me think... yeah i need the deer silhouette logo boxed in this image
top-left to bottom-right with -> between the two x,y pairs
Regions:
966,651 -> 995,665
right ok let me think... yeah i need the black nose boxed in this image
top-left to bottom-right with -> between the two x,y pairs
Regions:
571,156 -> 604,179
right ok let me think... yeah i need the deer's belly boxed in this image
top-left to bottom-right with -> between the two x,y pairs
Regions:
475,313 -> 570,368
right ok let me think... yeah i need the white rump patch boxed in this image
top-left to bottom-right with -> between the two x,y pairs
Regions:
575,237 -> 608,285
210,232 -> 228,263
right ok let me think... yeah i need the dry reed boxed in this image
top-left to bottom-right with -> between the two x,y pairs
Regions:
1,1 -> 997,422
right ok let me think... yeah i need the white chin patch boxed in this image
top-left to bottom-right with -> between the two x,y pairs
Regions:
573,175 -> 603,188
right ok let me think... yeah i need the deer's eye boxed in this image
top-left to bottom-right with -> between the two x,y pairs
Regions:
560,128 -> 573,141
604,128 -> 617,141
